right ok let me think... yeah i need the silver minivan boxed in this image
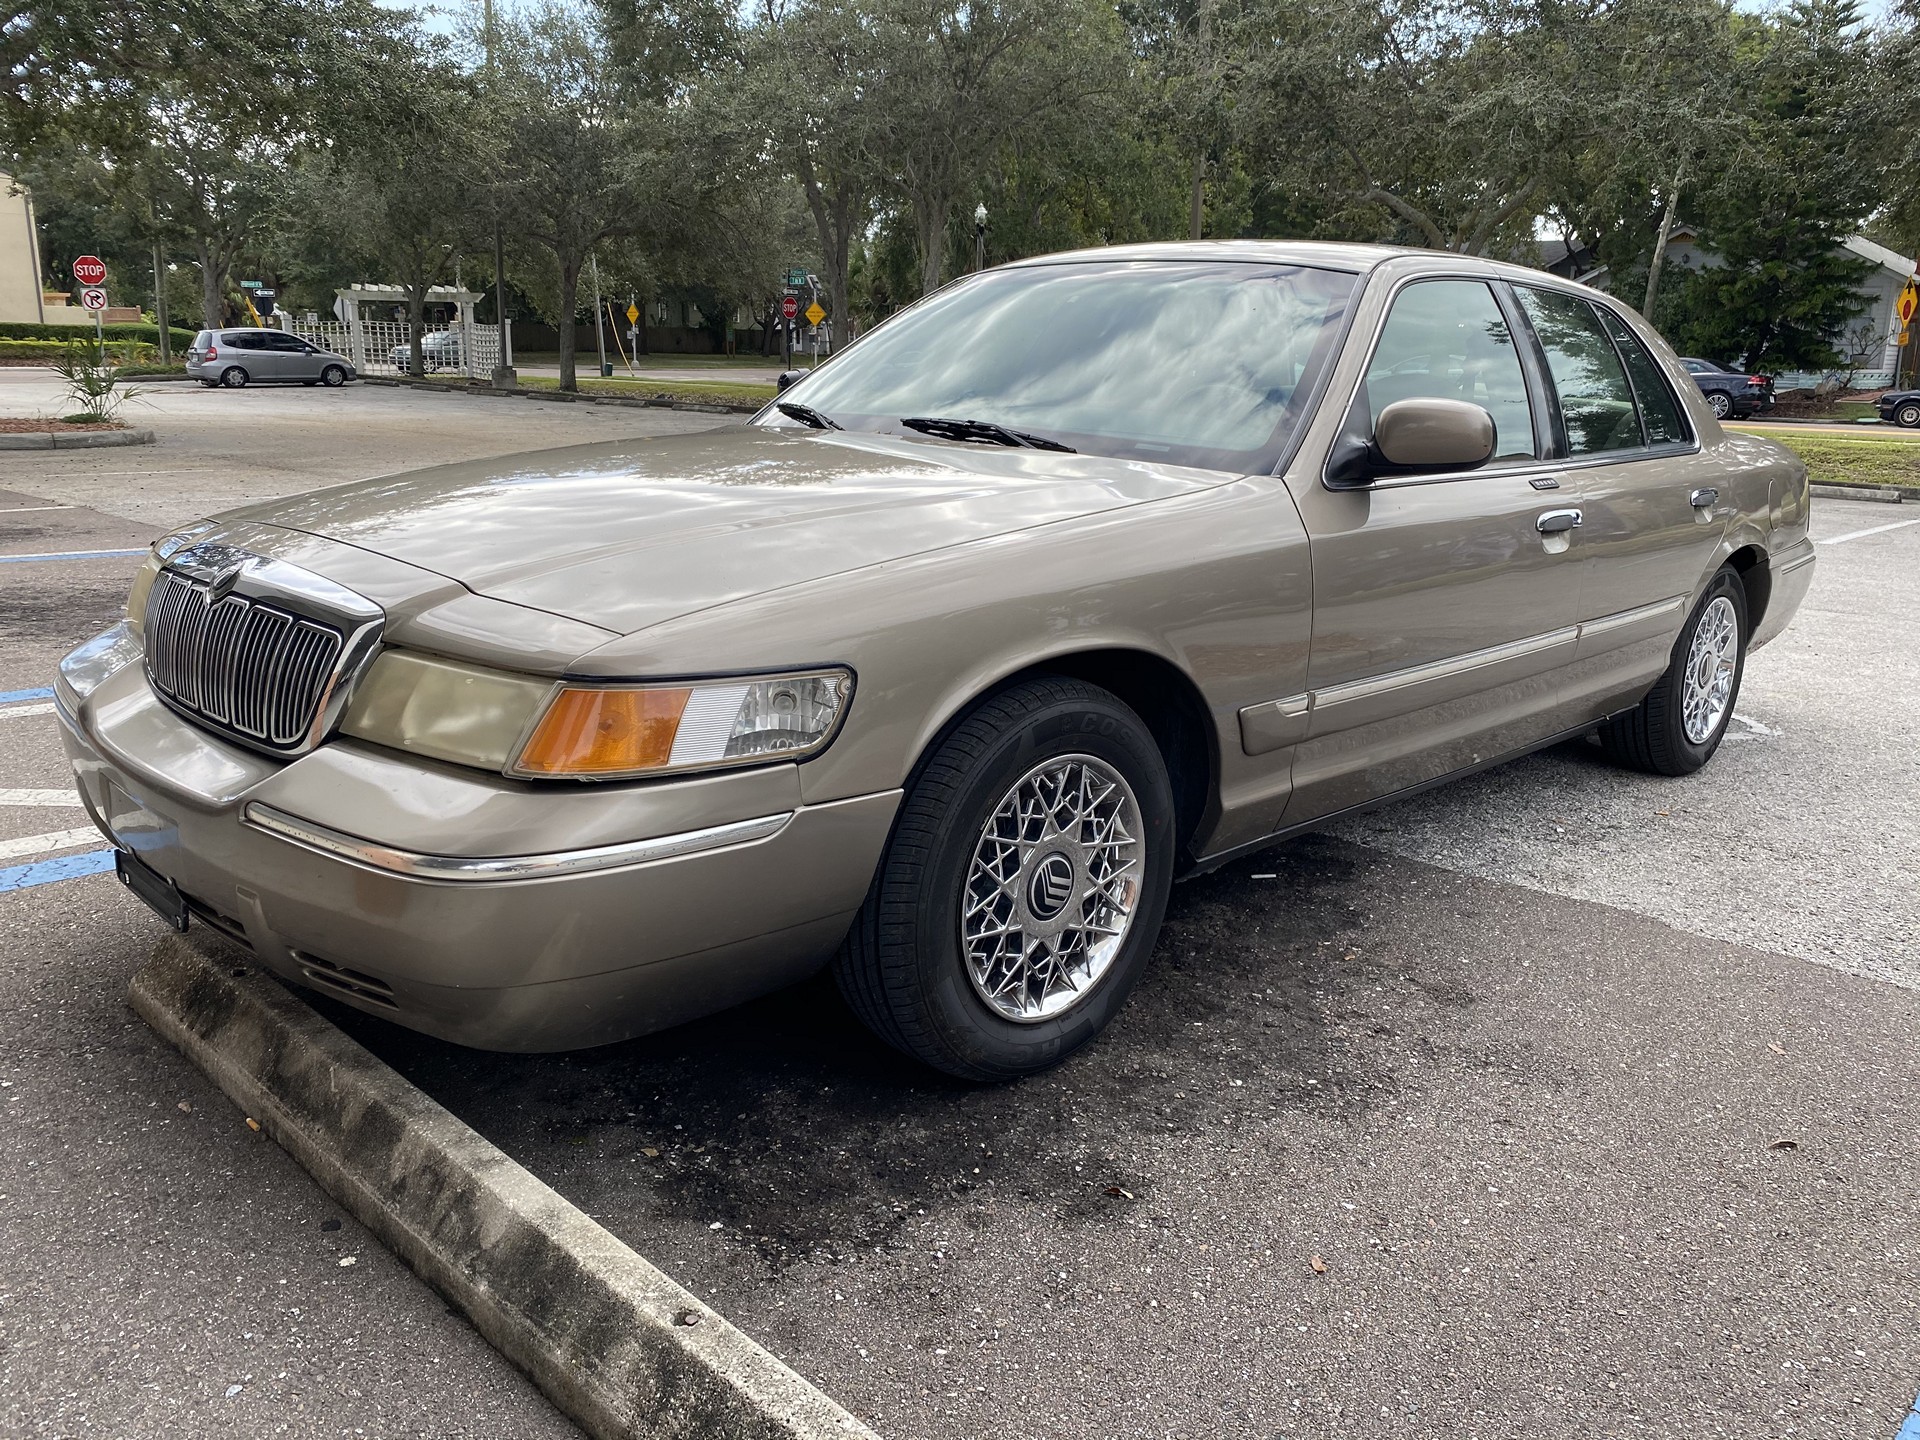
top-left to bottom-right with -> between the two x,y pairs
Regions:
186,328 -> 356,389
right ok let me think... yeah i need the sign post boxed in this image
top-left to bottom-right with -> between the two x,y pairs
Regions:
74,254 -> 108,361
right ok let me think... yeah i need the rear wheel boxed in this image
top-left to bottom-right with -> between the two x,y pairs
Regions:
833,676 -> 1176,1081
1897,401 -> 1920,429
1706,390 -> 1733,420
219,366 -> 249,389
1598,567 -> 1747,776
320,364 -> 347,387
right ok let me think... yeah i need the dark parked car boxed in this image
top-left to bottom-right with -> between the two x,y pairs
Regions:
1680,357 -> 1773,419
1876,390 -> 1920,427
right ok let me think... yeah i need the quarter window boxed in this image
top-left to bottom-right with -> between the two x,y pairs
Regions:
1514,287 -> 1643,455
1364,280 -> 1535,461
1595,307 -> 1690,445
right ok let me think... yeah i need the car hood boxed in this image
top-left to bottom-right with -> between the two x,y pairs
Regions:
236,426 -> 1232,635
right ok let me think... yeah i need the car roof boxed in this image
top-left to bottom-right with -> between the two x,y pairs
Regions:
995,240 -> 1641,298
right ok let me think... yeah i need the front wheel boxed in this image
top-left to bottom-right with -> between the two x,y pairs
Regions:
320,364 -> 347,387
833,676 -> 1176,1081
1598,567 -> 1747,775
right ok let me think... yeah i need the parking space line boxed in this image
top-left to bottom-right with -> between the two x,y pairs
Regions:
0,789 -> 84,806
0,505 -> 75,513
1817,516 -> 1920,546
0,703 -> 55,719
0,549 -> 146,564
0,828 -> 104,861
0,686 -> 53,703
0,848 -> 114,892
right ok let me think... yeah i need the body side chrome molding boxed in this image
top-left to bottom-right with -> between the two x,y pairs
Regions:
1238,598 -> 1692,755
243,804 -> 794,882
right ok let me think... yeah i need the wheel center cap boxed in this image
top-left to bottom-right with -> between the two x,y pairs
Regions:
1027,852 -> 1076,921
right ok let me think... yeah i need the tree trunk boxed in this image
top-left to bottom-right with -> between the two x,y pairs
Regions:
1642,178 -> 1682,320
407,270 -> 428,381
197,239 -> 224,328
152,242 -> 171,362
797,148 -> 857,350
557,260 -> 580,392
915,199 -> 947,300
1190,151 -> 1205,240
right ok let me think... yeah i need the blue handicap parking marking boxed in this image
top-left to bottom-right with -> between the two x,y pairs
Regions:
0,849 -> 116,893
0,549 -> 146,565
1896,1391 -> 1920,1440
0,686 -> 54,705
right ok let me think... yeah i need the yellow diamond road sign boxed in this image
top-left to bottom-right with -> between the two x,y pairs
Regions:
805,301 -> 826,327
626,302 -> 639,324
1899,281 -> 1918,327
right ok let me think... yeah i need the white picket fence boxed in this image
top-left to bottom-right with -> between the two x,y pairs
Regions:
289,319 -> 508,378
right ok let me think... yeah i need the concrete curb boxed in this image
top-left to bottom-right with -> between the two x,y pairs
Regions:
0,427 -> 155,450
129,938 -> 877,1440
1811,482 -> 1904,504
360,373 -> 762,416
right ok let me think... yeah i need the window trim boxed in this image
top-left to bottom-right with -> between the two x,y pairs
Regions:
1319,270 -> 1547,490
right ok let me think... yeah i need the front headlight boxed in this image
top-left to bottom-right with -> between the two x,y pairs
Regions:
510,669 -> 854,780
338,653 -> 853,781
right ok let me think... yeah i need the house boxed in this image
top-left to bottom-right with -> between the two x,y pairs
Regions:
1575,224 -> 1917,389
1657,226 -> 1915,388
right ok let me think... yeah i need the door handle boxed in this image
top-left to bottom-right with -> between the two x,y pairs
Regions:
1690,487 -> 1719,509
1536,509 -> 1583,534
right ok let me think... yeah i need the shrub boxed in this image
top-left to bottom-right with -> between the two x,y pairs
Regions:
0,320 -> 195,349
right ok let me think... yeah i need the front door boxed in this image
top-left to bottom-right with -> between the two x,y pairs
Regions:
1281,276 -> 1587,821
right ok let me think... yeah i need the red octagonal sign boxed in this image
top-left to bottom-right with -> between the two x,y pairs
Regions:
73,254 -> 107,287
780,294 -> 799,320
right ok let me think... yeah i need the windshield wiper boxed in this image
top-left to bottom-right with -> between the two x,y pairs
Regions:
776,400 -> 841,430
900,416 -> 1075,453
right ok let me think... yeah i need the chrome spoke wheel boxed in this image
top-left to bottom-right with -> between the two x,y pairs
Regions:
1682,595 -> 1738,744
961,754 -> 1144,1023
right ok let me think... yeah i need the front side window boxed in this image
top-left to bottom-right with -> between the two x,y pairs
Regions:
768,261 -> 1360,473
1363,280 -> 1535,461
1596,308 -> 1690,445
1515,287 -> 1643,455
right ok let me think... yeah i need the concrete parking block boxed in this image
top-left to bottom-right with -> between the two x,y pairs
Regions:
128,937 -> 876,1440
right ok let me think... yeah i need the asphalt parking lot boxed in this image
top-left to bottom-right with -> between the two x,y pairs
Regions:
1,380 -> 1916,1438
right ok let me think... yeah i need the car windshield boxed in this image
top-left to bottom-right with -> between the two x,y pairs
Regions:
767,260 -> 1360,473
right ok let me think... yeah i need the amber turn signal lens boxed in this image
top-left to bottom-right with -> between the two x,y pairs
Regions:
514,687 -> 692,776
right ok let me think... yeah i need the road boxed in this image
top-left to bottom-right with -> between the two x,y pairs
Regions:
0,376 -> 1913,1439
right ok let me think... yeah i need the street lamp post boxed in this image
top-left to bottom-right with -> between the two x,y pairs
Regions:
974,203 -> 988,272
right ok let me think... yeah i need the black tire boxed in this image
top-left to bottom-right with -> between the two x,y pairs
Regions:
1706,390 -> 1733,420
1897,401 -> 1920,429
1598,567 -> 1748,776
833,676 -> 1176,1081
198,379 -> 218,388
320,364 -> 347,387
219,366 -> 249,389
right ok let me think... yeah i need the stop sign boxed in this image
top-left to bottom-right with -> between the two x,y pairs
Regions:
73,254 -> 107,287
780,294 -> 799,321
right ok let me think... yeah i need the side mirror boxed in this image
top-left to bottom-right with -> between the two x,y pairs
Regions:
1373,397 -> 1496,471
776,370 -> 803,394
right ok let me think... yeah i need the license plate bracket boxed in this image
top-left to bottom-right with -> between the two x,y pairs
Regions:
116,850 -> 189,932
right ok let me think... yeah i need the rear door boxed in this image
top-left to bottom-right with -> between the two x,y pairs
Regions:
1280,275 -> 1587,821
1507,287 -> 1725,715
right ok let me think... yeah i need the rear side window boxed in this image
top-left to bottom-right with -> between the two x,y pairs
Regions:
221,332 -> 263,349
1364,280 -> 1535,461
1596,308 -> 1690,445
1514,287 -> 1642,455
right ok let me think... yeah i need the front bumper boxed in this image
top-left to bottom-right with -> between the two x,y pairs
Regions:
58,626 -> 898,1051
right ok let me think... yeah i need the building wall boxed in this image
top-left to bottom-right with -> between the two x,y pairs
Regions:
0,173 -> 46,324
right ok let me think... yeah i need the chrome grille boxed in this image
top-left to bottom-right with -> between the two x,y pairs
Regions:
145,568 -> 346,749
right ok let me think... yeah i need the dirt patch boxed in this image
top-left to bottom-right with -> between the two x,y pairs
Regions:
0,416 -> 127,433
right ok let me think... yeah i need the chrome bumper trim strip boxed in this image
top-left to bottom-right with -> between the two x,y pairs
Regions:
1576,594 -> 1686,641
242,804 -> 794,882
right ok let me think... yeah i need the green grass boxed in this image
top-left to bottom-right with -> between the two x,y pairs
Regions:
516,351 -> 787,371
1747,429 -> 1920,490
